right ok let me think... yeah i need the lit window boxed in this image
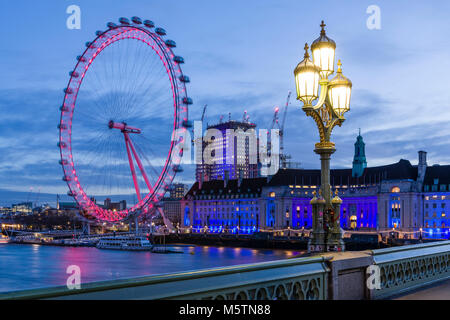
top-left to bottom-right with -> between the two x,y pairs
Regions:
391,187 -> 400,193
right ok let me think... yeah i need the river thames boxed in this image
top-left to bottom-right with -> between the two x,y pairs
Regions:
0,244 -> 303,293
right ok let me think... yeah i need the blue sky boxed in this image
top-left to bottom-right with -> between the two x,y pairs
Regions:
0,0 -> 450,200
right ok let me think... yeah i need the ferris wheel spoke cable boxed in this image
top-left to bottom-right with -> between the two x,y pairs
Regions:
86,49 -> 117,119
75,134 -> 111,196
133,140 -> 162,183
132,137 -> 161,184
124,47 -> 165,115
121,38 -> 145,111
136,135 -> 169,178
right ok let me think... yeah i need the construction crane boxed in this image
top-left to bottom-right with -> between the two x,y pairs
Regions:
26,187 -> 33,204
192,104 -> 207,144
201,104 -> 207,123
270,91 -> 299,169
242,110 -> 250,123
279,91 -> 291,168
242,110 -> 247,122
34,189 -> 41,208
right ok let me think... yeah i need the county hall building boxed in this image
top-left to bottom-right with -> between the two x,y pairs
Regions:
180,133 -> 450,238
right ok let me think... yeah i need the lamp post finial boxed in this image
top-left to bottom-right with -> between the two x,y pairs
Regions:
320,20 -> 326,35
304,43 -> 310,59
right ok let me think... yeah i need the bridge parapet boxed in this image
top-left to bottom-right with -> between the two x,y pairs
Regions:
1,256 -> 330,300
1,241 -> 449,300
369,240 -> 450,299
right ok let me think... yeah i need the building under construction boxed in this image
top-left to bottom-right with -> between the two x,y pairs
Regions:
195,120 -> 259,183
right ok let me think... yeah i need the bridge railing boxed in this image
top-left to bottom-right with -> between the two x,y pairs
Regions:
1,256 -> 330,300
369,240 -> 450,299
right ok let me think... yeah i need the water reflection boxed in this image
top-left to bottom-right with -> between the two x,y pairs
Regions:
0,244 -> 304,293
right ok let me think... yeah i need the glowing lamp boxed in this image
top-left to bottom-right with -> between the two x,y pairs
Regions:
294,43 -> 320,106
328,60 -> 352,116
311,21 -> 336,79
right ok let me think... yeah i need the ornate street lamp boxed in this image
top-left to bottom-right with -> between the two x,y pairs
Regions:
293,21 -> 352,253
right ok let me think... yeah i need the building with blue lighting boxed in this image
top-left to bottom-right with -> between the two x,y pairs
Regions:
195,120 -> 259,184
182,134 -> 450,238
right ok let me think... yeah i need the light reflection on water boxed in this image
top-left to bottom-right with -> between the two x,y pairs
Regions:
0,244 -> 304,293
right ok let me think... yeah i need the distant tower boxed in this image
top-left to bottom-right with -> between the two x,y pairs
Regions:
352,129 -> 367,178
417,150 -> 427,185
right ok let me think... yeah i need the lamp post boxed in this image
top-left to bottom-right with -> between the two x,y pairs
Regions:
293,21 -> 352,253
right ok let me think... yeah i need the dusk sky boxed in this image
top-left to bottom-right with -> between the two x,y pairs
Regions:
1,0 -> 450,200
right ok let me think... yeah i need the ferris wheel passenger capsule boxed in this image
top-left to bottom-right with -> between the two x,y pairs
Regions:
182,120 -> 193,128
60,105 -> 69,112
95,30 -> 104,37
59,159 -> 68,165
62,176 -> 71,182
173,165 -> 184,173
67,191 -> 77,197
69,71 -> 79,78
64,88 -> 73,94
179,75 -> 190,83
165,40 -> 176,48
143,20 -> 155,28
76,55 -> 86,62
182,97 -> 193,105
131,16 -> 142,24
58,124 -> 67,130
119,17 -> 130,25
107,22 -> 117,29
174,56 -> 184,64
57,142 -> 67,148
155,28 -> 166,36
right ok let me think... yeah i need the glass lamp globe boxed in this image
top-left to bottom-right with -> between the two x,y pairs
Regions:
311,21 -> 336,79
328,60 -> 352,116
294,43 -> 320,106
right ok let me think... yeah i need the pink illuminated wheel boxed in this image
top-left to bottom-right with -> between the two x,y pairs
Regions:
58,17 -> 191,222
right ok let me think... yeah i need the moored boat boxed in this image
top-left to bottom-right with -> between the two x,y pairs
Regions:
0,235 -> 10,244
96,235 -> 153,251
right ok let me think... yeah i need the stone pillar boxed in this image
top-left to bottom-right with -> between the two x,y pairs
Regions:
308,143 -> 344,252
308,190 -> 326,252
328,191 -> 345,251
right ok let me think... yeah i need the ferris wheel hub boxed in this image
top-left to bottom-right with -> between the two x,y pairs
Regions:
108,120 -> 141,134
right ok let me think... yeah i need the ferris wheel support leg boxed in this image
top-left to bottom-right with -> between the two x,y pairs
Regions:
124,133 -> 142,203
127,134 -> 154,195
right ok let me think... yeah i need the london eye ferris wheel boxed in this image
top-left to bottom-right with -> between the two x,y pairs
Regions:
58,17 -> 192,222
